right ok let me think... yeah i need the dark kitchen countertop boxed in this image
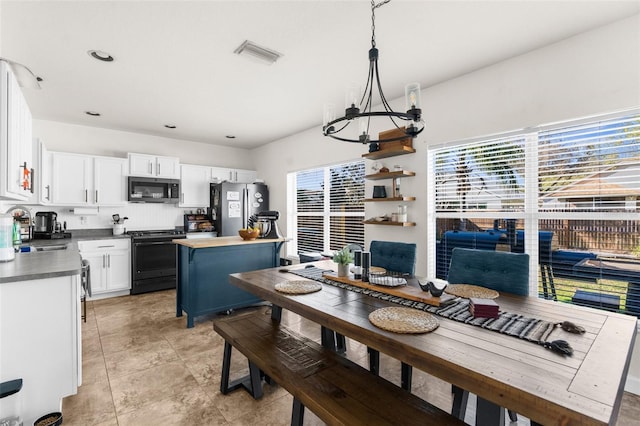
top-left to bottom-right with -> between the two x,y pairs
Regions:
0,248 -> 83,284
2,229 -> 131,284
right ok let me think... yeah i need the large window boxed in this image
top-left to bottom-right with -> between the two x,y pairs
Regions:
288,160 -> 365,257
429,110 -> 640,317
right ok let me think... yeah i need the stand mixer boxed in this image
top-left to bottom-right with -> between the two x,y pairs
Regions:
249,211 -> 283,239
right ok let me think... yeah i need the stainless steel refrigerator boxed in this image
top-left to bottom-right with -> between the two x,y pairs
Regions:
209,182 -> 269,236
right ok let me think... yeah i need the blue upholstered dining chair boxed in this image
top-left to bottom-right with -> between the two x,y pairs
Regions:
367,240 -> 417,390
447,247 -> 530,423
370,240 -> 416,275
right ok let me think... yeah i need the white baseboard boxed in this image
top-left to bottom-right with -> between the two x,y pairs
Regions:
625,372 -> 640,395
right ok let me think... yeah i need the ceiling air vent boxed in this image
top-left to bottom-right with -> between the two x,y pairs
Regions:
233,40 -> 282,65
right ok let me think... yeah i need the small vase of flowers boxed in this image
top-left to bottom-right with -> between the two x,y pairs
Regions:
333,246 -> 354,277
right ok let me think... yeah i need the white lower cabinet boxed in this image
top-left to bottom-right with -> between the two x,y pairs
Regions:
78,239 -> 131,297
0,274 -> 80,425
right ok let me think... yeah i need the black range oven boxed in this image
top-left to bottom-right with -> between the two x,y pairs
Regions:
128,229 -> 186,294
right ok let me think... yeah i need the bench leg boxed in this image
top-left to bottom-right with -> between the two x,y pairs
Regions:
401,362 -> 412,391
368,347 -> 380,375
291,397 -> 305,426
451,385 -> 468,420
220,341 -> 264,399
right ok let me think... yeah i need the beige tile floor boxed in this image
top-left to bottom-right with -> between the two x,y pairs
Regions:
63,289 -> 640,425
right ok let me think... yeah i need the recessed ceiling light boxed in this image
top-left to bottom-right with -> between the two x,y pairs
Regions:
164,124 -> 176,129
85,111 -> 101,116
88,50 -> 114,62
225,135 -> 236,139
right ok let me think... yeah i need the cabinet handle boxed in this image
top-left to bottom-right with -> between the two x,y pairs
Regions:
157,163 -> 161,175
95,190 -> 98,204
30,168 -> 35,194
45,185 -> 50,201
102,254 -> 106,268
108,254 -> 111,268
85,189 -> 88,202
229,171 -> 233,181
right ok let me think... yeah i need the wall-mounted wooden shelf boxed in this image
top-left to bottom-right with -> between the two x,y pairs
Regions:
362,220 -> 416,227
364,196 -> 415,202
365,170 -> 415,180
362,146 -> 416,160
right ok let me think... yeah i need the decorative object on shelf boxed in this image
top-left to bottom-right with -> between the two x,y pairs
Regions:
322,0 -> 424,145
397,204 -> 407,222
379,166 -> 389,173
372,185 -> 387,198
333,246 -> 354,277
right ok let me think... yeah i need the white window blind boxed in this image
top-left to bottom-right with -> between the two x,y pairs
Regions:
292,160 -> 365,255
430,110 -> 640,318
434,136 -> 526,213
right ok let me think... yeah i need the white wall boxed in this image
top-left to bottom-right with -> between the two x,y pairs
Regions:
253,14 -> 640,273
252,15 -> 640,393
34,120 -> 253,168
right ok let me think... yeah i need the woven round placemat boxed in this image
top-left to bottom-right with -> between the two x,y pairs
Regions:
444,284 -> 499,299
274,280 -> 322,295
369,307 -> 439,334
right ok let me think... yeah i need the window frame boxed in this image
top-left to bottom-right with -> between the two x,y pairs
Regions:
428,108 -> 640,316
287,160 -> 365,258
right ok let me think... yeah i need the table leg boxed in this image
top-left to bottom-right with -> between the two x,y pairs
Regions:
321,326 -> 336,351
271,305 -> 282,322
401,362 -> 412,391
476,396 -> 505,426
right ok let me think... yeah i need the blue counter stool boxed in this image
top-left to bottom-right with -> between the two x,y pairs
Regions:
447,247 -> 530,424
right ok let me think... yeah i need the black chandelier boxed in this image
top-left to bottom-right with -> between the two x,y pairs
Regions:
322,0 -> 424,146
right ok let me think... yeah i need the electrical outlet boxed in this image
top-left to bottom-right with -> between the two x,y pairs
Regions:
80,216 -> 87,225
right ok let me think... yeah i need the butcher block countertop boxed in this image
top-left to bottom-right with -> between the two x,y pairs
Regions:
173,236 -> 285,249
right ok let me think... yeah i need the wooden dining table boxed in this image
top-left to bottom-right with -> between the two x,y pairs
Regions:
229,260 -> 637,426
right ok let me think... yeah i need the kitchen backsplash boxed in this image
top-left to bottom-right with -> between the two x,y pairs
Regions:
0,201 -> 205,231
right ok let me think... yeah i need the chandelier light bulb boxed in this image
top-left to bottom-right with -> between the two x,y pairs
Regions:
405,82 -> 422,111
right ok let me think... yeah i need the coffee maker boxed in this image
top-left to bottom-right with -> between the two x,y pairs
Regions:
251,211 -> 284,239
34,211 -> 71,239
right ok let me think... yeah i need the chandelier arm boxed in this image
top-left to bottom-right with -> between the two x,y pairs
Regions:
323,120 -> 352,136
359,61 -> 375,110
326,128 -> 423,144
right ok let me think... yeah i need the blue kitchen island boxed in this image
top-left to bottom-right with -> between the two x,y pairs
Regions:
174,236 -> 284,328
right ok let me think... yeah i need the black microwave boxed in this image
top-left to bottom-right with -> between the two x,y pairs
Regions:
128,176 -> 180,203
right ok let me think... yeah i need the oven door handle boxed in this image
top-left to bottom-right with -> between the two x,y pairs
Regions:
134,241 -> 174,247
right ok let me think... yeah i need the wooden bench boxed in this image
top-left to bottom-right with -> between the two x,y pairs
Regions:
214,310 -> 464,426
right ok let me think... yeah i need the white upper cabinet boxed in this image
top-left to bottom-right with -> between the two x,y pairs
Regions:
128,153 -> 179,178
210,167 -> 257,184
234,168 -> 258,184
38,139 -> 52,204
94,156 -> 128,205
0,61 -> 34,200
180,164 -> 210,207
50,152 -> 127,206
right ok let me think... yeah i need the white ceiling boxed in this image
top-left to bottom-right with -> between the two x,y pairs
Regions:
1,0 -> 638,149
